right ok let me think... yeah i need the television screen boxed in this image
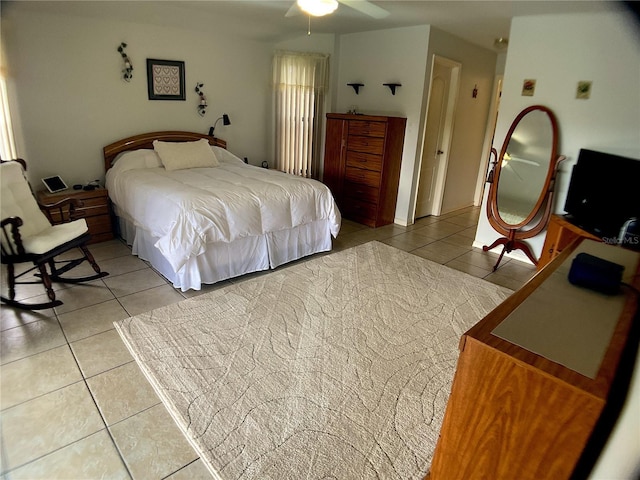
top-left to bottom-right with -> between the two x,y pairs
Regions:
563,149 -> 640,238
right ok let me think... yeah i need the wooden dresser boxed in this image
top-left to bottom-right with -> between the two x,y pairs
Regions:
429,239 -> 640,479
323,113 -> 406,227
37,187 -> 114,244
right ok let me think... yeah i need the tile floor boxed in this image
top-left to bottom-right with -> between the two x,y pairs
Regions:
0,206 -> 536,479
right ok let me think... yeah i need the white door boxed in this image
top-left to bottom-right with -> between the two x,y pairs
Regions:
415,56 -> 460,218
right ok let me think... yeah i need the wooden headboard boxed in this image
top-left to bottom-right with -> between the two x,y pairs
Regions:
103,131 -> 227,172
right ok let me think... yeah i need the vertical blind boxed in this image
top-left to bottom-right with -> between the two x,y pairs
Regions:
273,51 -> 329,178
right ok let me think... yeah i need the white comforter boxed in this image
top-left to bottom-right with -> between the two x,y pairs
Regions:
106,149 -> 340,273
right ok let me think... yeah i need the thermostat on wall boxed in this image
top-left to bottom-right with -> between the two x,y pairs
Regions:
41,175 -> 68,193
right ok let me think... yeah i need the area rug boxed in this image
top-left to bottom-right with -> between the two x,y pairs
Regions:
114,241 -> 513,479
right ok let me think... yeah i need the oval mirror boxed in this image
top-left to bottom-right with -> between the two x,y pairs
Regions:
496,107 -> 555,226
483,105 -> 564,270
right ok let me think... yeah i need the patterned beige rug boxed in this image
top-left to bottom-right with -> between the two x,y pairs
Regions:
115,241 -> 512,479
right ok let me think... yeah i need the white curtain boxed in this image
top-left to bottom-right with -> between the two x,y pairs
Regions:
0,44 -> 17,161
273,51 -> 329,178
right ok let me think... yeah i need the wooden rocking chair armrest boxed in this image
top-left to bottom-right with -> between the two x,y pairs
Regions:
0,158 -> 27,170
38,198 -> 85,223
0,216 -> 26,255
1,216 -> 24,229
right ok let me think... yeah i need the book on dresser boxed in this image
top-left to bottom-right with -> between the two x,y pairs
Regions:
323,113 -> 406,228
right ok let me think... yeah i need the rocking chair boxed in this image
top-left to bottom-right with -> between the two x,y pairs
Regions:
1,159 -> 108,310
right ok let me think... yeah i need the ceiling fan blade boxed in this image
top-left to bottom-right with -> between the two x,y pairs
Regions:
285,2 -> 301,17
338,0 -> 389,19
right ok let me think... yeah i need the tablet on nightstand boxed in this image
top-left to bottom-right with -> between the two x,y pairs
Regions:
41,175 -> 68,193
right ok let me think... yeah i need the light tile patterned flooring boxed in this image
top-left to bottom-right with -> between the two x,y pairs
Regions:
0,206 -> 536,479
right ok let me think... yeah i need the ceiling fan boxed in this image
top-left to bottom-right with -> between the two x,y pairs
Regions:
286,0 -> 390,19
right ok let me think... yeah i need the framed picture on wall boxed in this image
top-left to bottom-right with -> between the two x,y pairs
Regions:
146,59 -> 185,100
521,79 -> 536,97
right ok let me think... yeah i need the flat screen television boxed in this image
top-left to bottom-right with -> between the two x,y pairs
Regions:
563,149 -> 640,239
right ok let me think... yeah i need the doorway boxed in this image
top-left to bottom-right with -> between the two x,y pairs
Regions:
414,55 -> 461,219
473,75 -> 503,205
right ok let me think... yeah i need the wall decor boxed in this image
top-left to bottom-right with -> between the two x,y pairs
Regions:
347,83 -> 364,94
521,79 -> 536,96
576,81 -> 592,99
383,83 -> 402,95
195,83 -> 207,116
146,59 -> 185,101
117,42 -> 133,82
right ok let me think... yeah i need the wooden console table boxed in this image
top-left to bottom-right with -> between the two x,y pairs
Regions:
429,239 -> 639,479
538,214 -> 601,270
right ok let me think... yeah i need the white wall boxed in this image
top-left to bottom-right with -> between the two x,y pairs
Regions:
474,10 -> 640,261
426,28 -> 497,214
2,5 -> 273,186
334,25 -> 431,225
275,33 -> 336,55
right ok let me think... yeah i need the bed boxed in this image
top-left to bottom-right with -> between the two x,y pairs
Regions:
103,131 -> 341,291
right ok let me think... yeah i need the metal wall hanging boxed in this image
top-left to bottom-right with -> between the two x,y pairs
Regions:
195,83 -> 207,116
347,83 -> 364,94
117,42 -> 133,82
383,83 -> 402,95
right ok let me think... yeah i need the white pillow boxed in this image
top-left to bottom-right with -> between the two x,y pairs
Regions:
112,149 -> 162,170
212,146 -> 245,165
153,139 -> 220,171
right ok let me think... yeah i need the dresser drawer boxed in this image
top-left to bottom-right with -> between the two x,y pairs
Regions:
341,198 -> 378,227
76,195 -> 109,208
347,136 -> 385,155
348,120 -> 386,138
88,232 -> 114,244
345,166 -> 381,188
346,151 -> 383,172
343,180 -> 380,204
48,204 -> 110,223
85,215 -> 112,233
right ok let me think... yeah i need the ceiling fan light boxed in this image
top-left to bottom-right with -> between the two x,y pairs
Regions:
297,0 -> 339,17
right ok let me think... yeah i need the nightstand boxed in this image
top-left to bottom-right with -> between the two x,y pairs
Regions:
37,187 -> 114,244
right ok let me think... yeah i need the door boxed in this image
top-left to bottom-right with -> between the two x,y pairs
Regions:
473,75 -> 503,205
415,56 -> 460,218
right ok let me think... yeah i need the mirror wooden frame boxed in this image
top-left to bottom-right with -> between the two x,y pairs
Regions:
483,105 -> 565,270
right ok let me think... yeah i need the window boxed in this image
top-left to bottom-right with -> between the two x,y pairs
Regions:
0,46 -> 17,161
273,51 -> 329,178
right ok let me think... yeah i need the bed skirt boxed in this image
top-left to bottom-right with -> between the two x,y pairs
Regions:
116,215 -> 333,291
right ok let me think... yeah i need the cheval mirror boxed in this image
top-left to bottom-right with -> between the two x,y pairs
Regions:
483,105 -> 565,270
